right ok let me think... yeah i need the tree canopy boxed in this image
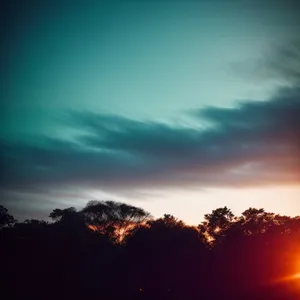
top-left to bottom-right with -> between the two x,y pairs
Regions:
1,201 -> 300,300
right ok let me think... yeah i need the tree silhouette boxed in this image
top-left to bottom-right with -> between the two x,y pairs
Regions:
82,200 -> 151,243
198,206 -> 235,245
49,207 -> 77,222
0,205 -> 16,228
1,201 -> 300,300
240,207 -> 275,235
149,214 -> 185,228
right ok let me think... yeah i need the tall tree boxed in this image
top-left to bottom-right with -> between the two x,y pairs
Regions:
200,206 -> 235,244
240,208 -> 275,235
82,200 -> 151,243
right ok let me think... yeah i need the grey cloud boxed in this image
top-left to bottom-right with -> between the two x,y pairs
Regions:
231,40 -> 300,85
67,111 -> 202,158
1,40 -> 300,217
1,88 -> 299,198
1,90 -> 299,218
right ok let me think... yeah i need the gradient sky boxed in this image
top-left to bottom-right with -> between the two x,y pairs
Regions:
1,0 -> 300,223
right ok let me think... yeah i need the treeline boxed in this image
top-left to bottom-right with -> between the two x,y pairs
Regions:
1,201 -> 300,300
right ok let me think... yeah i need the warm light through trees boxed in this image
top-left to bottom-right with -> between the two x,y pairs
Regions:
2,201 -> 300,300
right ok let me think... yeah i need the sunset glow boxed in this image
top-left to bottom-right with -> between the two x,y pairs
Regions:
1,1 -> 300,300
87,222 -> 145,243
272,254 -> 300,287
1,0 -> 300,227
277,273 -> 300,284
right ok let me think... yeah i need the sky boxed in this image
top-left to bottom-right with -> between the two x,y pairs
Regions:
1,0 -> 300,224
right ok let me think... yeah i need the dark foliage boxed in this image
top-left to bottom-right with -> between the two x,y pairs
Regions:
1,202 -> 300,300
0,205 -> 16,228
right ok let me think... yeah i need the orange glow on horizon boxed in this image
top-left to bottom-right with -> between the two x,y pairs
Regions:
292,273 -> 300,280
276,272 -> 300,284
272,254 -> 300,286
87,222 -> 149,243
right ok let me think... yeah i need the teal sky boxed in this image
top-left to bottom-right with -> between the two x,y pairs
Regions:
3,0 -> 298,138
1,0 -> 300,222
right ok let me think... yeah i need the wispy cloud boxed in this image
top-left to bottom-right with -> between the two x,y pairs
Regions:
231,40 -> 300,85
1,86 -> 299,193
1,41 -> 299,217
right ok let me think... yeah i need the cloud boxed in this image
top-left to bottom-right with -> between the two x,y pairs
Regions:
1,88 -> 299,193
1,41 -> 300,218
231,40 -> 300,86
